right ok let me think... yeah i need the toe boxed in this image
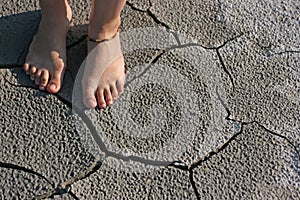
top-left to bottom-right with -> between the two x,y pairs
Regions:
39,70 -> 49,91
47,59 -> 64,93
105,87 -> 113,106
83,86 -> 98,108
34,77 -> 40,86
96,88 -> 107,109
116,75 -> 125,94
35,77 -> 40,86
29,66 -> 37,80
34,69 -> 43,86
111,83 -> 119,100
23,63 -> 30,74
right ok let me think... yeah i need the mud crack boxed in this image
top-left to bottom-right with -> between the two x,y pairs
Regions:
31,158 -> 102,200
0,162 -> 53,186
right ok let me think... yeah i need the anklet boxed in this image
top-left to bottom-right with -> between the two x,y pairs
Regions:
87,27 -> 120,43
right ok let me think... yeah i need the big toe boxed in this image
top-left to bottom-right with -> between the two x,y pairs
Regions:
83,86 -> 98,108
47,59 -> 64,93
86,98 -> 97,108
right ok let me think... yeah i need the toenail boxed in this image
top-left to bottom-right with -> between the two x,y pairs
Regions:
49,84 -> 56,90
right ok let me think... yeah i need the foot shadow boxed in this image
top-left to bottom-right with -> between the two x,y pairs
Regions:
0,11 -> 41,66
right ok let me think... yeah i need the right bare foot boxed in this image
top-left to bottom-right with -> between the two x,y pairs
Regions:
23,0 -> 72,93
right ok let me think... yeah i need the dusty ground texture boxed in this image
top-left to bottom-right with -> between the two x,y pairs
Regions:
0,0 -> 299,199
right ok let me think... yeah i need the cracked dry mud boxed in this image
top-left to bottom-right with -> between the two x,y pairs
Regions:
1,0 -> 299,199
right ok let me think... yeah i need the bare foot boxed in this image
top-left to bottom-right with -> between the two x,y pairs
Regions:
81,24 -> 125,109
23,0 -> 72,93
80,0 -> 126,109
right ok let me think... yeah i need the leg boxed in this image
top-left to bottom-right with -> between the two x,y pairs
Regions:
23,0 -> 72,93
82,0 -> 126,108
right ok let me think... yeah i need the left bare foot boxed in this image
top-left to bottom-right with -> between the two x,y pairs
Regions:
81,24 -> 125,109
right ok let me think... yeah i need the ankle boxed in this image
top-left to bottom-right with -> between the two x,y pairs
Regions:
41,1 -> 72,24
88,17 -> 120,40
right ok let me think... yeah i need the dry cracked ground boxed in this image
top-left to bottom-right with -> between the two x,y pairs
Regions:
0,0 -> 299,199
